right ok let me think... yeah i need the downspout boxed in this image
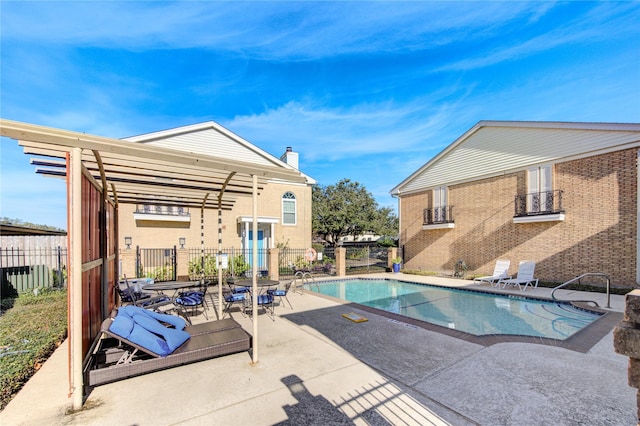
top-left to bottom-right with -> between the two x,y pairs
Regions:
70,147 -> 83,410
637,149 -> 640,286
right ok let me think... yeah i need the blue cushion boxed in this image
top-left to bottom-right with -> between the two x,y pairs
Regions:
224,293 -> 245,302
109,315 -> 169,356
110,314 -> 134,337
176,295 -> 202,307
111,307 -> 190,356
131,313 -> 190,354
268,289 -> 286,296
120,305 -> 187,330
257,294 -> 273,305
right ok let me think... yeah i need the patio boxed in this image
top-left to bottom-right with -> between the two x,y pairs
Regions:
1,273 -> 635,425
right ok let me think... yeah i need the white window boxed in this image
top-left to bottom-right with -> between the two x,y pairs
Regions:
527,165 -> 552,213
433,186 -> 448,222
282,192 -> 297,225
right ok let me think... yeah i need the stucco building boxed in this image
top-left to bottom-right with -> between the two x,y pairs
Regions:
117,122 -> 315,277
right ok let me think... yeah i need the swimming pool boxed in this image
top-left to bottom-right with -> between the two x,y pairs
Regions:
303,278 -> 602,340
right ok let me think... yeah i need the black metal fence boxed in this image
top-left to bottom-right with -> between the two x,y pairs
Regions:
136,246 -> 177,282
278,246 -> 336,279
0,246 -> 67,293
186,247 -> 269,280
423,206 -> 454,225
514,190 -> 564,217
345,245 -> 388,275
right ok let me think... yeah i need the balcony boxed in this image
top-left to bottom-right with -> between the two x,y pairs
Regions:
513,190 -> 565,223
133,204 -> 191,223
422,206 -> 455,230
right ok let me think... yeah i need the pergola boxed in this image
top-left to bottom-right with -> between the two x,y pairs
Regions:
0,118 -> 307,409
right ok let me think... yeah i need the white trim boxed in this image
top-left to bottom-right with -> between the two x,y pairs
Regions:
513,213 -> 565,224
236,215 -> 280,224
133,213 -> 191,222
281,191 -> 297,226
422,223 -> 455,230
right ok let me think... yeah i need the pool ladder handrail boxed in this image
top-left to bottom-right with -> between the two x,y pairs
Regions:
293,270 -> 319,293
551,272 -> 611,309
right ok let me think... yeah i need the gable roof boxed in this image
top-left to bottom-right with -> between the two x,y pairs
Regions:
391,120 -> 640,196
125,121 -> 316,185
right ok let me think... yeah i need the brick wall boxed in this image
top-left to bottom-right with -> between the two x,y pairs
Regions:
399,149 -> 638,287
613,290 -> 640,422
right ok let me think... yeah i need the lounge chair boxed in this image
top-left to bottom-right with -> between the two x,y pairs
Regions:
473,259 -> 511,286
496,260 -> 539,291
84,306 -> 251,387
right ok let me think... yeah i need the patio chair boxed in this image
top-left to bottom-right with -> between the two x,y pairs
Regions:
222,287 -> 248,317
473,259 -> 511,286
180,279 -> 213,309
267,280 -> 293,309
85,306 -> 252,387
122,277 -> 174,311
175,280 -> 209,320
496,260 -> 539,291
255,293 -> 275,320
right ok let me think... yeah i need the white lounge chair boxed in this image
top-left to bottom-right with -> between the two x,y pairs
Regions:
473,259 -> 511,286
497,260 -> 539,291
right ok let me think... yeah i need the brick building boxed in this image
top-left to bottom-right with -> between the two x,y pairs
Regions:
390,121 -> 640,287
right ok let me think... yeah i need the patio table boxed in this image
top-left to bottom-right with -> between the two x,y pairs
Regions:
142,280 -> 200,298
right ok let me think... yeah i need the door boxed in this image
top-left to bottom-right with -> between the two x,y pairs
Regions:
527,165 -> 552,213
247,230 -> 266,275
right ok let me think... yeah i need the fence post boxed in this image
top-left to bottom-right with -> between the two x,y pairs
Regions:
387,247 -> 398,270
57,246 -> 63,287
172,245 -> 177,281
268,248 -> 280,281
335,247 -> 346,277
135,245 -> 141,278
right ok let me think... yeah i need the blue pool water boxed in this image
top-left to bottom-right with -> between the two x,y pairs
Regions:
304,278 -> 602,340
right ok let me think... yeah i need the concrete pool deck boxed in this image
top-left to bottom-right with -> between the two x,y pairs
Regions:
1,273 -> 635,425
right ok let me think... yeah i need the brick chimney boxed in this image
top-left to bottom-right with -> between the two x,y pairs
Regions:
280,146 -> 299,169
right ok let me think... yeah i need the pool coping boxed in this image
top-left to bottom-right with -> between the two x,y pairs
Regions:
303,277 -> 622,353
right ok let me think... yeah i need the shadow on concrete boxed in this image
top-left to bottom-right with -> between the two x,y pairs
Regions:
276,373 -> 450,426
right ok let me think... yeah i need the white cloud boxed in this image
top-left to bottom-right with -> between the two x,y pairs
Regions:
1,1 -> 558,60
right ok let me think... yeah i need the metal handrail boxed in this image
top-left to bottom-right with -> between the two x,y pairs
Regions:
551,272 -> 611,308
293,270 -> 319,293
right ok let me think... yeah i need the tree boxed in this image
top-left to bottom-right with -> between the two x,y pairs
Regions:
312,179 -> 398,246
372,206 -> 399,244
0,217 -> 65,232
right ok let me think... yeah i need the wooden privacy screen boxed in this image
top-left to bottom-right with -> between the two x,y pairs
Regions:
81,171 -> 116,358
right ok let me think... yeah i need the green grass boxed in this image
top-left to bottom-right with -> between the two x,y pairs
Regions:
0,289 -> 67,411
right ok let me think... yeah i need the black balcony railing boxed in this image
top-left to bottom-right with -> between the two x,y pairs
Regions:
135,204 -> 190,217
514,190 -> 564,217
423,206 -> 454,225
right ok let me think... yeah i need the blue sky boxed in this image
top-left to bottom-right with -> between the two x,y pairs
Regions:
1,1 -> 639,231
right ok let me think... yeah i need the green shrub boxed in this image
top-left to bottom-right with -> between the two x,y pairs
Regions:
0,289 -> 67,410
189,254 -> 218,279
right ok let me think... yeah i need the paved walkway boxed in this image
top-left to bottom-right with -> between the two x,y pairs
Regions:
1,274 -> 635,425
